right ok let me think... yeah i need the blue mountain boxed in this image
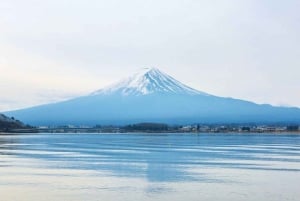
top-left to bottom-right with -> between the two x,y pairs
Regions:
4,68 -> 300,126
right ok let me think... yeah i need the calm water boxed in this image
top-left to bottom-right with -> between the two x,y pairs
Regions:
0,133 -> 299,201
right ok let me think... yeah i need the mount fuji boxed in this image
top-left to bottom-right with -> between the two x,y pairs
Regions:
4,68 -> 300,126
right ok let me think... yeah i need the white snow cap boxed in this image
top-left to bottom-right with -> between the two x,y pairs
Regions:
92,67 -> 209,96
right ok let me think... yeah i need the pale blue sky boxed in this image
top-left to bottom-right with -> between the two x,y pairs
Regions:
0,0 -> 299,111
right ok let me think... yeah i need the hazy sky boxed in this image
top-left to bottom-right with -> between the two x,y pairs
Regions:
0,0 -> 299,111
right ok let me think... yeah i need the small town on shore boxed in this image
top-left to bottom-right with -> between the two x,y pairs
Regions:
6,123 -> 299,134
1,114 -> 299,134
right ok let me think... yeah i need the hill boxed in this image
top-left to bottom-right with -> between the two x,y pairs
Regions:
0,114 -> 31,132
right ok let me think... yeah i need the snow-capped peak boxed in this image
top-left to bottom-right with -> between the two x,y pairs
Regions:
92,67 -> 209,96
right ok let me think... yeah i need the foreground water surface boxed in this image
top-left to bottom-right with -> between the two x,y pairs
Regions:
0,133 -> 299,201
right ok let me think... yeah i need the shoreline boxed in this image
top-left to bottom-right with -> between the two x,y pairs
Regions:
1,130 -> 300,135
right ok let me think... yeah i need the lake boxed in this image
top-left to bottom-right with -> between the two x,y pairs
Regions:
0,133 -> 299,201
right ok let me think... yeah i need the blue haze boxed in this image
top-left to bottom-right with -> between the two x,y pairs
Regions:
5,93 -> 300,126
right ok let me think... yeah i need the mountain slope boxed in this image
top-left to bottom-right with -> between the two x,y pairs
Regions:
4,68 -> 300,126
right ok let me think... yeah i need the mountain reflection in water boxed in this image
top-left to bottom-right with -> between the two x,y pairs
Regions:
0,133 -> 299,201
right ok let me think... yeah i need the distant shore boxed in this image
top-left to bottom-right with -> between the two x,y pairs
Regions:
1,122 -> 300,134
2,129 -> 300,134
